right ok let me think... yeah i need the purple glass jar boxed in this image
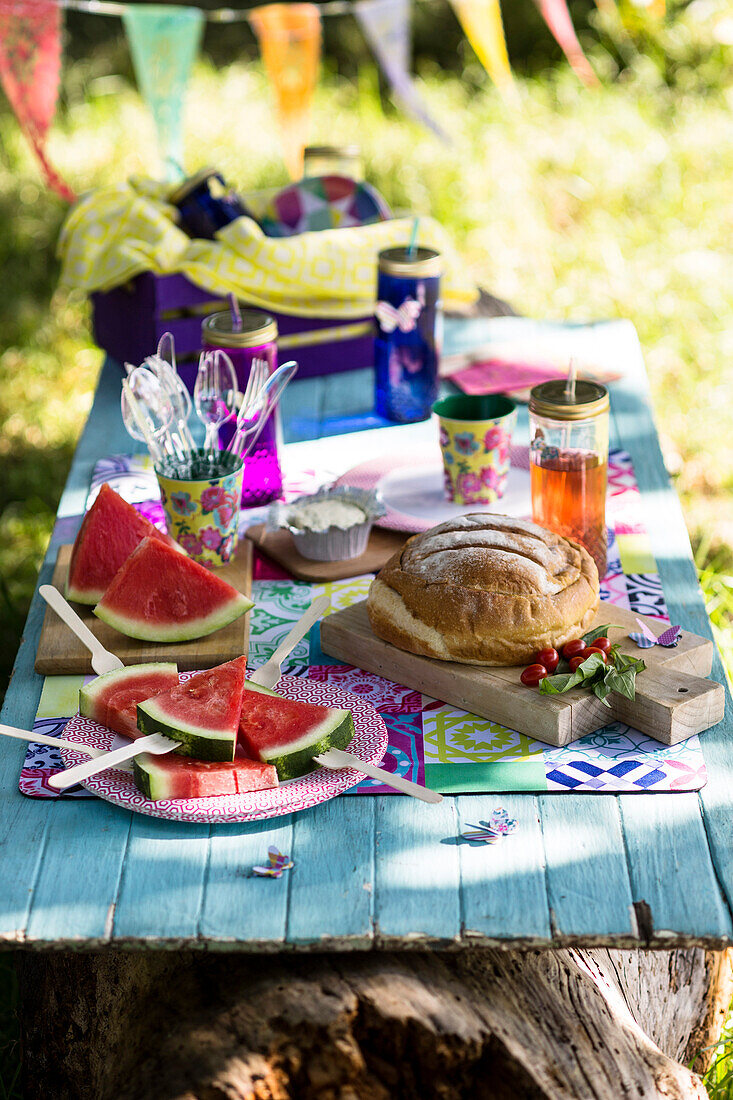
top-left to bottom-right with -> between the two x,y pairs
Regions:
374,246 -> 443,423
201,309 -> 283,508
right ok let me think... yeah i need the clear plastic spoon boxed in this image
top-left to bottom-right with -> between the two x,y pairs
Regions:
194,349 -> 238,456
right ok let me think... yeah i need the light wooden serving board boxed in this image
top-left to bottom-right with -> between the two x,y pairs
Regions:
245,523 -> 407,582
320,600 -> 725,747
35,542 -> 253,675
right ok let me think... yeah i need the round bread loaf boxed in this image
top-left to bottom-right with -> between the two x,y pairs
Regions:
366,514 -> 600,666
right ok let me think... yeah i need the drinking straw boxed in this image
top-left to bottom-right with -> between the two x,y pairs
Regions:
565,359 -> 577,402
407,217 -> 420,259
229,293 -> 243,332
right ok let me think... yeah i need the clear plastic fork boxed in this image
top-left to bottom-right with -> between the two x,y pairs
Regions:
194,349 -> 238,454
225,356 -> 269,456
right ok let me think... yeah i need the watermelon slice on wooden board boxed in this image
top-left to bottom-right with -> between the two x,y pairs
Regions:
94,537 -> 253,643
79,663 -> 179,741
137,655 -> 248,761
66,483 -> 182,605
133,750 -> 279,801
238,683 -> 355,781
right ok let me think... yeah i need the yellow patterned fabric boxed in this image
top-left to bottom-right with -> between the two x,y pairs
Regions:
58,178 -> 478,318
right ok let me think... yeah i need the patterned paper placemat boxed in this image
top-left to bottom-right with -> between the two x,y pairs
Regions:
21,449 -> 707,798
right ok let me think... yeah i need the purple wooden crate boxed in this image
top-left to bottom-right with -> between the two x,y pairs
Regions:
91,271 -> 374,382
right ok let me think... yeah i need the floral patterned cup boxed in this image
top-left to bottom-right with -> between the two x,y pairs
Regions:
433,394 -> 517,505
156,451 -> 244,567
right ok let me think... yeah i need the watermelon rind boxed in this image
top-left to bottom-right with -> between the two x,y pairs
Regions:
94,595 -> 252,643
79,662 -> 179,739
137,698 -> 238,762
133,753 -> 279,801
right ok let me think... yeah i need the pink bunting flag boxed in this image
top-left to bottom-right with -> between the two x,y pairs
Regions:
0,0 -> 75,200
533,0 -> 599,87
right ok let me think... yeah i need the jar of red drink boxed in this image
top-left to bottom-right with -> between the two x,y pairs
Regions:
529,376 -> 609,580
201,309 -> 282,507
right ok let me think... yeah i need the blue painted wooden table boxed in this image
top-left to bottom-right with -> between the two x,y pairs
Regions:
1,318 -> 731,950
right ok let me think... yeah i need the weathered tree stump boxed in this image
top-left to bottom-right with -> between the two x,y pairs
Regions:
17,947 -> 731,1099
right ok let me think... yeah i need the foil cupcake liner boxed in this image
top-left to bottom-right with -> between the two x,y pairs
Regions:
268,487 -> 385,561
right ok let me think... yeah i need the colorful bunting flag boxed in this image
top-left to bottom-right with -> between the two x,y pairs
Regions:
0,0 -> 74,201
249,3 -> 322,180
354,0 -> 449,141
533,0 -> 599,86
448,0 -> 516,102
122,3 -> 205,181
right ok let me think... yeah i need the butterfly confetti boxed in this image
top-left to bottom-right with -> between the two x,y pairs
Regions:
460,807 -> 518,845
628,618 -> 682,649
252,846 -> 294,878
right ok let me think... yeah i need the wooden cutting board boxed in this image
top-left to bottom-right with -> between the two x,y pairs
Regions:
35,542 -> 253,675
320,600 -> 725,746
245,524 -> 407,582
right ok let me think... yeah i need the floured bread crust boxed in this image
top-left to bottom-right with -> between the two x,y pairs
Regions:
366,514 -> 600,666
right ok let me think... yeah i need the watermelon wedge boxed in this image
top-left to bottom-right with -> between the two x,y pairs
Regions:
133,749 -> 278,801
79,663 -> 179,740
94,537 -> 253,643
238,684 -> 354,780
67,483 -> 182,605
137,656 -> 249,761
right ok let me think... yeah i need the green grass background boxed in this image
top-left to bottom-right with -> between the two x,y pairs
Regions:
1,1 -> 733,1092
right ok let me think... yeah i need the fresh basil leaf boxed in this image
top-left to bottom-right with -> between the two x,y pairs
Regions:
576,652 -> 608,681
593,679 -> 614,707
582,624 -> 620,646
539,671 -> 583,695
604,667 -> 637,700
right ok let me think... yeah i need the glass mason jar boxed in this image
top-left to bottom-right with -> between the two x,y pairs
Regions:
170,167 -> 246,240
303,145 -> 363,181
201,309 -> 283,507
374,246 -> 443,424
529,379 -> 610,580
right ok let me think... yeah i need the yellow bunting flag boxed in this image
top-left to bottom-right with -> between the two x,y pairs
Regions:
249,3 -> 321,179
449,0 -> 516,102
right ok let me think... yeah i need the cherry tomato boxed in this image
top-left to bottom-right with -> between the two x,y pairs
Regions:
521,664 -> 549,687
535,647 -> 560,673
583,646 -> 608,664
569,655 -> 586,673
592,636 -> 612,654
562,639 -> 586,660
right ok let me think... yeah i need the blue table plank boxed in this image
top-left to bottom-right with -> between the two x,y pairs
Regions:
374,796 -> 461,945
287,798 -> 375,947
620,793 -> 733,942
456,794 -> 552,944
200,819 -> 294,946
539,796 -> 637,941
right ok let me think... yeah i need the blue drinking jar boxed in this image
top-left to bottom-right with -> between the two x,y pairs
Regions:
170,167 -> 247,240
374,246 -> 443,423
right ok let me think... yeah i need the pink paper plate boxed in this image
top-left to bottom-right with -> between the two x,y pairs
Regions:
334,445 -> 531,533
57,675 -> 388,824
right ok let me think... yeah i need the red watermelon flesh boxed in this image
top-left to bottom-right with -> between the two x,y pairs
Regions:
238,685 -> 354,780
79,663 -> 179,740
94,538 -> 253,644
136,655 -> 249,761
67,483 -> 182,605
133,748 -> 278,801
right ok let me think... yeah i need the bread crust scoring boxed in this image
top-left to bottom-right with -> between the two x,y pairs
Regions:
366,514 -> 600,666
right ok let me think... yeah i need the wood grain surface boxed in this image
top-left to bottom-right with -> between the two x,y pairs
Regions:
245,523 -> 406,582
321,599 -> 723,746
34,541 -> 253,674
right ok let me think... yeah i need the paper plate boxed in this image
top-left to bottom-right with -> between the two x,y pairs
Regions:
335,446 -> 532,533
57,675 -> 388,824
259,175 -> 391,238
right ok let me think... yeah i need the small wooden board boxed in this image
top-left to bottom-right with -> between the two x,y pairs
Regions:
320,600 -> 725,746
245,524 -> 407,582
35,542 -> 253,675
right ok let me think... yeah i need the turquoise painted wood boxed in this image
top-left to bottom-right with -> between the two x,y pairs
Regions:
1,319 -> 732,950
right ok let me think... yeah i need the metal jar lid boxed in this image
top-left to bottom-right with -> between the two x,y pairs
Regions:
529,379 -> 609,421
378,246 -> 442,279
202,309 -> 278,349
169,167 -> 220,205
304,144 -> 361,160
